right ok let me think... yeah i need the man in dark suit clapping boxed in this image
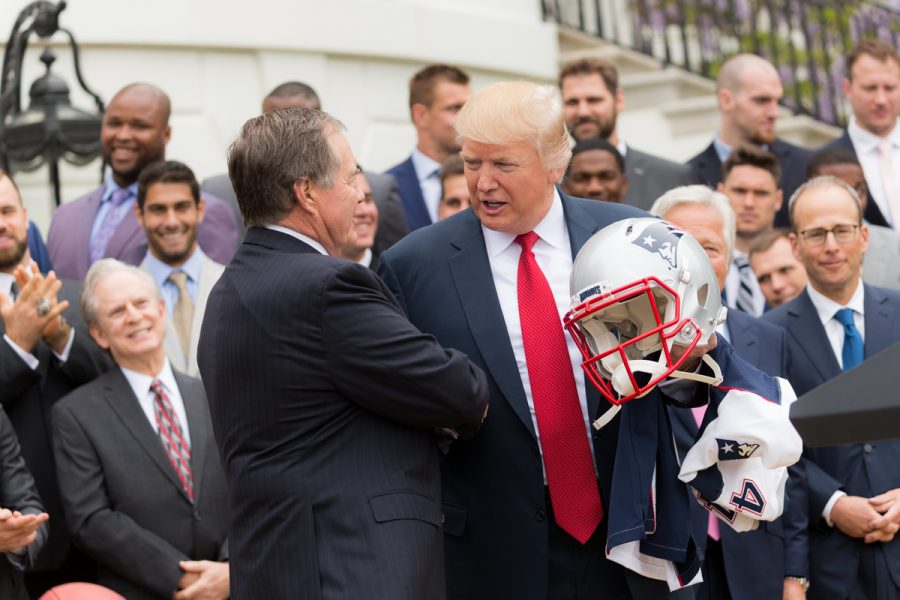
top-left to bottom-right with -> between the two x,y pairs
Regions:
198,107 -> 489,599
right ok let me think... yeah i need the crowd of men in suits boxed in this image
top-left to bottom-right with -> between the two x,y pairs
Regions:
0,32 -> 898,600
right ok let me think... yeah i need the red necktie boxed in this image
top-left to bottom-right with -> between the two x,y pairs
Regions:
151,380 -> 194,502
516,231 -> 603,543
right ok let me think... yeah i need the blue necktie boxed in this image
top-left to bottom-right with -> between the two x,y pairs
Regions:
834,308 -> 863,371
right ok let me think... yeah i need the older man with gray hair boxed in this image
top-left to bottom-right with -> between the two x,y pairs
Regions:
52,259 -> 229,600
198,107 -> 489,599
378,81 -> 709,599
650,186 -> 791,600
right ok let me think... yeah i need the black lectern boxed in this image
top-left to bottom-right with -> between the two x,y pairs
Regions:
790,339 -> 900,447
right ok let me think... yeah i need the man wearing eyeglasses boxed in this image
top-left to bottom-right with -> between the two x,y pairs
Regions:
764,175 -> 900,600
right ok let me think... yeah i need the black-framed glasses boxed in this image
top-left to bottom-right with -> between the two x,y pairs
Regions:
798,224 -> 859,246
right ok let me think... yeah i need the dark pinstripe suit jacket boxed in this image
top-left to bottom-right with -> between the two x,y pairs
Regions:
198,227 -> 488,600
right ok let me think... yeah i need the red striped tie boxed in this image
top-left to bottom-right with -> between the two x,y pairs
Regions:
151,380 -> 194,502
516,232 -> 603,543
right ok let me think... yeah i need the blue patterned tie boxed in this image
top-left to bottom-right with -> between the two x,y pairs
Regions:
834,308 -> 863,371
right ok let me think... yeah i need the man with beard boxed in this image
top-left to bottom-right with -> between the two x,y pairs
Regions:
688,54 -> 812,227
136,161 -> 224,377
386,64 -> 471,230
46,83 -> 239,281
0,169 -> 110,595
558,58 -> 692,211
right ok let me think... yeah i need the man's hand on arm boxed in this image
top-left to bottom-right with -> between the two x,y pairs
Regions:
0,508 -> 48,554
866,488 -> 900,543
174,560 -> 229,600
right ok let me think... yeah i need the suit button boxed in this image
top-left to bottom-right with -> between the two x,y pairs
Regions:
441,512 -> 446,525
194,511 -> 202,521
864,444 -> 873,453
535,510 -> 545,522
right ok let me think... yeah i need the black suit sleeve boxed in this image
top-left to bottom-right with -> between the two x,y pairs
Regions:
51,401 -> 188,597
322,263 -> 488,430
0,405 -> 47,566
0,329 -> 110,410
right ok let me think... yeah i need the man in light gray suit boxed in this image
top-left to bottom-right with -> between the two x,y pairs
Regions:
807,148 -> 900,291
52,259 -> 229,600
559,57 -> 694,211
136,161 -> 224,377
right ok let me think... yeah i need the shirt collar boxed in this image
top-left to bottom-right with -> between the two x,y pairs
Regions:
806,279 -> 865,327
0,273 -> 14,298
482,187 -> 567,258
143,247 -> 205,288
411,149 -> 442,184
616,140 -> 628,158
847,116 -> 900,152
264,225 -> 329,255
102,172 -> 139,204
120,358 -> 178,401
713,133 -> 771,163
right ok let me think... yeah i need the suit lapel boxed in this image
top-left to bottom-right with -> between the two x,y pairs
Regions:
106,206 -> 144,261
395,159 -> 432,230
623,150 -> 648,208
786,290 -> 840,382
447,215 -> 534,436
176,372 -> 208,501
103,369 -> 193,502
561,195 -> 606,421
726,312 -> 759,366
863,284 -> 898,358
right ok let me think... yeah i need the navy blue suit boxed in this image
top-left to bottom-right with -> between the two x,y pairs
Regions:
379,197 -> 705,599
763,285 -> 900,599
669,310 -> 790,600
688,139 -> 813,228
822,131 -> 892,228
385,156 -> 432,231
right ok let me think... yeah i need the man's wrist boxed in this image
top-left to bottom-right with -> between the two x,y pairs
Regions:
785,576 -> 810,592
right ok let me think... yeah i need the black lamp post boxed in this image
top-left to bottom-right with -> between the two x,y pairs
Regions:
0,1 -> 104,207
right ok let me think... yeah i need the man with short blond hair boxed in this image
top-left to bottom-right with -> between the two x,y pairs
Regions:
558,57 -> 692,210
387,64 -> 471,230
379,81 -> 711,599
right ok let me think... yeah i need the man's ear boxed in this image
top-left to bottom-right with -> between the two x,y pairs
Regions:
196,197 -> 207,224
89,323 -> 109,350
411,103 -> 429,129
292,178 -> 318,214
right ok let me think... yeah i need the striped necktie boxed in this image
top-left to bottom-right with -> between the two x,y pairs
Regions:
733,255 -> 756,314
150,380 -> 194,501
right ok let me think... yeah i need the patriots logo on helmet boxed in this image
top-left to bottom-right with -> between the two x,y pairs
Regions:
716,438 -> 760,461
630,221 -> 684,269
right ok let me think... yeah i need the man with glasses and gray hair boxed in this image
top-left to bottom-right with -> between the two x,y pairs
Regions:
764,175 -> 900,599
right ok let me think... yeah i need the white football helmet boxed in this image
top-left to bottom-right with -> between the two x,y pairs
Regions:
564,217 -> 726,406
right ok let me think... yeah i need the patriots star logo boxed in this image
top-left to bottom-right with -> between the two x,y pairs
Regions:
716,438 -> 759,461
630,222 -> 683,268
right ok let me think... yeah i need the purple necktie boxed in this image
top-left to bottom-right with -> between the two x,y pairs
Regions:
89,188 -> 132,263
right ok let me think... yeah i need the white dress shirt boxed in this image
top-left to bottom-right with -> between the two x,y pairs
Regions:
848,117 -> 900,226
411,149 -> 443,224
481,188 -> 595,476
120,359 -> 191,445
806,280 -> 866,523
264,225 -> 328,255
